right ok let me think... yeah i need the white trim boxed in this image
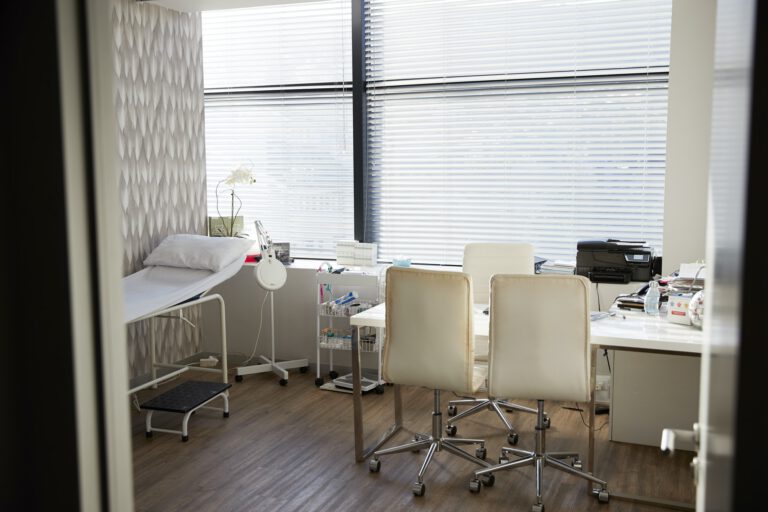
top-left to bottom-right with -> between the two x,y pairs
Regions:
56,1 -> 102,510
86,0 -> 135,509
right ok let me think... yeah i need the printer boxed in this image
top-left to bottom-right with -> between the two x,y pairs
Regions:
576,239 -> 659,284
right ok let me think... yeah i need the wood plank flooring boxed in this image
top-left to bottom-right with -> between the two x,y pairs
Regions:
132,370 -> 695,512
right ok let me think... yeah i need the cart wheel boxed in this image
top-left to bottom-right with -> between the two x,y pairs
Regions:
469,479 -> 481,493
235,375 -> 243,383
279,379 -> 288,386
375,385 -> 385,394
412,482 -> 426,496
181,435 -> 189,442
597,489 -> 610,503
314,377 -> 324,387
480,474 -> 495,487
369,459 -> 381,473
223,411 -> 230,418
145,431 -> 153,438
329,370 -> 339,379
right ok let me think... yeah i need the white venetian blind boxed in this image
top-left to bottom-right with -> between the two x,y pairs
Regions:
202,0 -> 352,258
365,0 -> 672,264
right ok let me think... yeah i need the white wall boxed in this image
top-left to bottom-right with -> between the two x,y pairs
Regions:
662,0 -> 717,274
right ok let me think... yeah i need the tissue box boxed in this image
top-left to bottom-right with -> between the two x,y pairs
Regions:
666,293 -> 692,325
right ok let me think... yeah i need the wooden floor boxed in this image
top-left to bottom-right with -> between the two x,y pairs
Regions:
132,370 -> 695,512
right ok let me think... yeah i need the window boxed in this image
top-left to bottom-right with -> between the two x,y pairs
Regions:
364,0 -> 672,264
202,0 -> 352,258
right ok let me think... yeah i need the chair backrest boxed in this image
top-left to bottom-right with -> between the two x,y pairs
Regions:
463,243 -> 534,304
488,274 -> 591,402
383,267 -> 476,393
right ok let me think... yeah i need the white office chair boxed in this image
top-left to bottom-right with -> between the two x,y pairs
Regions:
368,267 -> 494,496
470,274 -> 609,511
447,243 -> 549,445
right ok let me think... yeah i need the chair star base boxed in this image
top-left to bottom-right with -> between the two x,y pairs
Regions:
369,389 -> 494,496
470,400 -> 609,510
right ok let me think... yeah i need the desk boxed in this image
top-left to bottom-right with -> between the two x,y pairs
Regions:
588,311 -> 702,510
349,304 -> 702,509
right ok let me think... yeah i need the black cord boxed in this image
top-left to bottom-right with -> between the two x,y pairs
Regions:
596,282 -> 601,311
603,349 -> 611,373
572,402 -> 609,432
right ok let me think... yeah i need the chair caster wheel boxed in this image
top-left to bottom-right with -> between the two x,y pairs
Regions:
314,378 -> 324,387
279,379 -> 288,386
597,489 -> 610,503
412,481 -> 425,496
235,375 -> 243,382
480,474 -> 494,487
300,366 -> 309,373
469,479 -> 481,493
446,425 -> 457,436
543,416 -> 551,429
329,370 -> 339,379
368,459 -> 381,473
448,405 -> 457,416
532,504 -> 545,512
572,458 -> 583,470
507,432 -> 519,445
475,447 -> 487,460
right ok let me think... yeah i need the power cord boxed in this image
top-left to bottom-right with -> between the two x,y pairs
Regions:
239,291 -> 270,366
563,403 -> 609,432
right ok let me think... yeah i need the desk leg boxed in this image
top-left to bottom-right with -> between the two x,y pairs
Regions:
352,325 -> 364,461
588,346 -> 597,495
352,325 -> 402,463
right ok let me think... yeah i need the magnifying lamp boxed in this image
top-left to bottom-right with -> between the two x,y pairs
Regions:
235,220 -> 308,385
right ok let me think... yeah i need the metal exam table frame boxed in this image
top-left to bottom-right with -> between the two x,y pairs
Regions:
126,291 -> 228,395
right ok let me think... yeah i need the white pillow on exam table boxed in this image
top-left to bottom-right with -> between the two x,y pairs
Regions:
143,234 -> 254,272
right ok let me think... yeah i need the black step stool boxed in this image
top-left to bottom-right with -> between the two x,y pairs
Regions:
141,380 -> 231,442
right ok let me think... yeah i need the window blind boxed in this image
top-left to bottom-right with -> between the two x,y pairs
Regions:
202,0 -> 352,258
365,0 -> 672,264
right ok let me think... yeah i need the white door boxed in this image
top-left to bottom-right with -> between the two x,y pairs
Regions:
695,0 -> 757,510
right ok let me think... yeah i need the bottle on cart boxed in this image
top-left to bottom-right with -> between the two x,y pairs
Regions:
644,280 -> 660,315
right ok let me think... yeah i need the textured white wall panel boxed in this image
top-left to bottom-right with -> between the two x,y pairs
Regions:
113,0 -> 207,376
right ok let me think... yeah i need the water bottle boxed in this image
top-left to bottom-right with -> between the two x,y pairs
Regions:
644,280 -> 660,315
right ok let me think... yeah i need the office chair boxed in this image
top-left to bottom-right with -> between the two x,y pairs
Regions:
470,274 -> 609,511
368,267 -> 494,496
446,243 -> 549,445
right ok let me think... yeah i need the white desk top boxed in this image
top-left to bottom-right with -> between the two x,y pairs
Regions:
590,310 -> 702,354
350,304 -> 703,355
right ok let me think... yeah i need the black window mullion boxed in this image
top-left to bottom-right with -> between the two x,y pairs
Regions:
352,0 -> 367,242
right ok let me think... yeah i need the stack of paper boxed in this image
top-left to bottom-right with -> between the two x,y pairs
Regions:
539,260 -> 576,275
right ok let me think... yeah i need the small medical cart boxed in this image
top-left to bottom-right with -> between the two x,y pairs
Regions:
314,269 -> 385,393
